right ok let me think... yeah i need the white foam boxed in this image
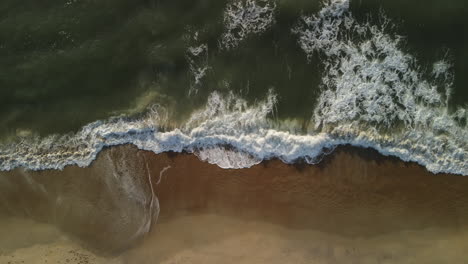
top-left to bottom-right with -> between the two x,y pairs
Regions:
220,0 -> 276,50
0,0 -> 466,176
185,30 -> 210,95
293,0 -> 467,174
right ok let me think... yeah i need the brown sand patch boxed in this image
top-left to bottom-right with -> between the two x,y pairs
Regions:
0,145 -> 468,263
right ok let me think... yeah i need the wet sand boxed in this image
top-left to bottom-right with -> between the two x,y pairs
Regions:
1,145 -> 468,263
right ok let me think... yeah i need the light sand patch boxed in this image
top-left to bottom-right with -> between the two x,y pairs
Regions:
122,213 -> 468,264
0,217 -> 121,264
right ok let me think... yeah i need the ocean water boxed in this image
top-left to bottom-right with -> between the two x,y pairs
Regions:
0,0 -> 466,174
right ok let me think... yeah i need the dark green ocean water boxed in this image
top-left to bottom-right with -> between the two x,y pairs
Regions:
0,0 -> 466,139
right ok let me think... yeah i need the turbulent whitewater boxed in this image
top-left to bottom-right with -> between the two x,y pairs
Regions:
0,0 -> 466,175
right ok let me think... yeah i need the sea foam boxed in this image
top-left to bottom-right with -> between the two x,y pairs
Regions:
0,0 -> 466,175
220,0 -> 276,50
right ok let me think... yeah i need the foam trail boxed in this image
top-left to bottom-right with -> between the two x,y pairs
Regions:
0,0 -> 466,176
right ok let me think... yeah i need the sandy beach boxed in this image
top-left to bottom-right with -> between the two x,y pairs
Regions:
1,145 -> 468,263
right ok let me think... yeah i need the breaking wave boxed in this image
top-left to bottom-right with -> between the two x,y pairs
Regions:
0,0 -> 466,175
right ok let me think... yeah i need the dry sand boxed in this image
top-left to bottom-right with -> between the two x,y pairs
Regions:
0,217 -> 121,264
123,213 -> 468,264
1,214 -> 468,264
